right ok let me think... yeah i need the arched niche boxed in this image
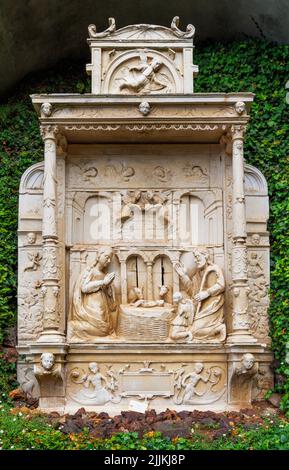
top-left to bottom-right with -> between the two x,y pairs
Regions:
19,161 -> 44,194
126,255 -> 147,301
152,255 -> 173,303
244,164 -> 268,196
83,195 -> 112,243
244,164 -> 269,226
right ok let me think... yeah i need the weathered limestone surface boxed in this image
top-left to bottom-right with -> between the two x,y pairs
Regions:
17,19 -> 272,413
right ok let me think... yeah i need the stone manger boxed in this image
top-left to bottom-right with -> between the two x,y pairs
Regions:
17,17 -> 273,413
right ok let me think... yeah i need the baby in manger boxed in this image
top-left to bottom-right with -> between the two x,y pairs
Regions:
128,285 -> 169,308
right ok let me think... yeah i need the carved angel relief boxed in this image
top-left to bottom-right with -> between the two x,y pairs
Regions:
68,361 -> 225,406
247,252 -> 270,339
174,363 -> 226,405
116,52 -> 172,95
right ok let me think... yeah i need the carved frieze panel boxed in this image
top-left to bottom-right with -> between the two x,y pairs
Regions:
67,361 -> 227,407
102,50 -> 182,95
66,147 -> 214,190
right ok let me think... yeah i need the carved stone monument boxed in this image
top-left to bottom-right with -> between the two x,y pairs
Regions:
17,18 -> 273,412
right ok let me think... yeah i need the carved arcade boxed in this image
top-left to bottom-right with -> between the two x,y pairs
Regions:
17,18 -> 272,412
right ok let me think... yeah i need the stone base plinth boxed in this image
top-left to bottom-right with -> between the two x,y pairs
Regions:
15,342 -> 273,415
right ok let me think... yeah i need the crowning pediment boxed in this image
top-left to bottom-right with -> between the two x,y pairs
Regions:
88,17 -> 195,41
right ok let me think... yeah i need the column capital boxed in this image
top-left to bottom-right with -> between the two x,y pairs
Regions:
40,125 -> 59,141
230,124 -> 246,141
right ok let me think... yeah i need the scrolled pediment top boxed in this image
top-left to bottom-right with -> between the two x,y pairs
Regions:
88,17 -> 195,41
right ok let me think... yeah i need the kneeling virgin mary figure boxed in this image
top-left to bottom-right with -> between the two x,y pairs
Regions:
68,247 -> 116,342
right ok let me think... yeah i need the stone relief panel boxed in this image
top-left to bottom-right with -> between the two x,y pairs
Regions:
67,361 -> 227,407
247,250 -> 270,342
68,362 -> 121,405
67,246 -> 226,344
252,362 -> 274,401
18,248 -> 43,342
102,50 -> 181,95
86,18 -> 198,94
18,161 -> 45,343
67,247 -> 117,342
66,146 -> 218,190
17,363 -> 40,399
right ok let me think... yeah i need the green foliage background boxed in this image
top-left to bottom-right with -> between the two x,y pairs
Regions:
0,40 -> 289,407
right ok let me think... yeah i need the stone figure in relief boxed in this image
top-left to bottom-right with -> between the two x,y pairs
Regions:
119,53 -> 169,94
192,248 -> 226,341
74,362 -> 112,405
170,292 -> 194,342
69,362 -> 121,405
174,248 -> 226,342
129,286 -> 164,308
182,363 -> 210,401
229,353 -> 258,404
68,248 -> 116,341
24,252 -> 42,271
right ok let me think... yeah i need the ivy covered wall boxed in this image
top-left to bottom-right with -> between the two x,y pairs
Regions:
0,40 -> 289,409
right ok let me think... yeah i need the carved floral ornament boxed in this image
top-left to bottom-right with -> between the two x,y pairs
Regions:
64,124 -> 220,132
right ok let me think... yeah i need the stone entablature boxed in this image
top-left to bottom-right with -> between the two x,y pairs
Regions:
17,19 -> 272,413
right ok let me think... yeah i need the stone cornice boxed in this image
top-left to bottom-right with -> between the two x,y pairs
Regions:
31,92 -> 255,114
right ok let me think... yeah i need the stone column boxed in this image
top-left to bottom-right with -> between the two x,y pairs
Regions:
146,262 -> 153,300
38,125 -> 65,343
120,259 -> 128,304
227,125 -> 256,343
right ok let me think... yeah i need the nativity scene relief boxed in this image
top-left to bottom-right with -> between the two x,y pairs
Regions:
17,17 -> 272,413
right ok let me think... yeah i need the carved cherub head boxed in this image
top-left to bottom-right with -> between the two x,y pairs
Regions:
41,352 -> 55,371
40,102 -> 52,117
88,362 -> 99,374
241,353 -> 255,370
27,232 -> 36,244
235,101 -> 246,115
139,101 -> 151,116
194,362 -> 204,374
251,234 -> 260,245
